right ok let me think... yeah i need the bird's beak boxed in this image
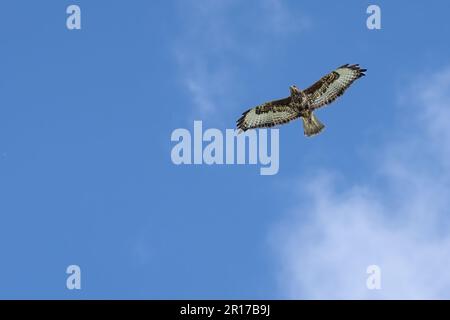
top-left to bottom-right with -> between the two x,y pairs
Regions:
289,86 -> 297,94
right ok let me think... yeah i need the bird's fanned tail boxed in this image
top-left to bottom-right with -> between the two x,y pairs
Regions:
301,112 -> 325,137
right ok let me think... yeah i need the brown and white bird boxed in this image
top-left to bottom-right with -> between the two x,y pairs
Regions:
236,64 -> 366,137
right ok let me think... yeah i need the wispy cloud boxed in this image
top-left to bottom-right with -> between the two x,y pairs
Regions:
261,0 -> 310,34
173,0 -> 310,119
271,66 -> 450,299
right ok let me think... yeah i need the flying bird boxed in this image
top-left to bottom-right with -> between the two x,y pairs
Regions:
236,64 -> 366,137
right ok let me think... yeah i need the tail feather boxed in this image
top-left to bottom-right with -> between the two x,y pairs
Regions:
301,112 -> 325,137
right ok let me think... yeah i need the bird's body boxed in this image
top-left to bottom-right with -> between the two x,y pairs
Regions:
236,64 -> 366,136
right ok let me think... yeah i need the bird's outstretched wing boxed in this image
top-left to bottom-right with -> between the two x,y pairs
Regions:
236,97 -> 299,132
304,64 -> 366,110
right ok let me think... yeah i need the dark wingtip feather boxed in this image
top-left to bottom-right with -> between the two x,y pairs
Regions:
236,109 -> 250,131
344,63 -> 367,77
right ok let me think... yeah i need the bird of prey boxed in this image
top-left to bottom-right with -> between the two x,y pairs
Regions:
236,64 -> 366,137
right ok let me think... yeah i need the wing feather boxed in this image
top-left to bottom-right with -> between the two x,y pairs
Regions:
236,97 -> 299,132
304,64 -> 366,110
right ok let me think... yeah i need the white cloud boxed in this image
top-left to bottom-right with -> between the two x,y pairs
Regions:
271,66 -> 450,299
261,0 -> 310,35
173,0 -> 309,118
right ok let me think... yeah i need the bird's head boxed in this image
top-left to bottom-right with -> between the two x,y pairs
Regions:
289,85 -> 301,95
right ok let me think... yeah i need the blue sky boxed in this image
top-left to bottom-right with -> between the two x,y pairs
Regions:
1,0 -> 450,299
